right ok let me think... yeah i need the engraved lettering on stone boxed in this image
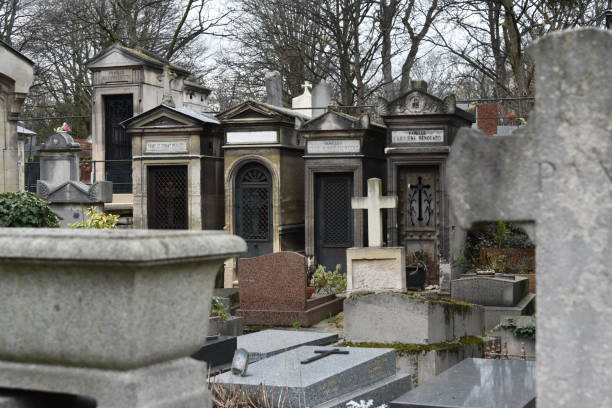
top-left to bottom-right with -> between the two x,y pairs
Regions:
145,141 -> 188,153
538,161 -> 556,191
100,69 -> 132,83
307,139 -> 360,154
392,129 -> 444,144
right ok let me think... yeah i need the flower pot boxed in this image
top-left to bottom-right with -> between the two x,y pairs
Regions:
208,316 -> 221,339
306,286 -> 315,299
0,228 -> 245,370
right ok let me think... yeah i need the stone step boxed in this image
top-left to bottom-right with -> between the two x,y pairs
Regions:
214,345 -> 397,406
315,373 -> 412,408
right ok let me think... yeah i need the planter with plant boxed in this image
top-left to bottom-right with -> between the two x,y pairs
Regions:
309,264 -> 347,295
209,297 -> 229,339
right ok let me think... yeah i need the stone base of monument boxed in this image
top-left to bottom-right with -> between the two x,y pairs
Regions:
346,247 -> 406,292
482,293 -> 536,331
390,358 -> 535,408
213,345 -> 411,408
344,292 -> 484,344
0,357 -> 209,408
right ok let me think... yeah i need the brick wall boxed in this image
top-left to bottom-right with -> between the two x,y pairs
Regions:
476,103 -> 499,136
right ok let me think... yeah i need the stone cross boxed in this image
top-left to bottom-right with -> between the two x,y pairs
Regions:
352,178 -> 397,247
447,29 -> 612,408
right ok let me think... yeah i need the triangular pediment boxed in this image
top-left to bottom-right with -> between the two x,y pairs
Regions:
122,105 -> 211,128
218,101 -> 283,121
87,48 -> 147,70
303,111 -> 360,131
87,44 -> 191,75
383,90 -> 457,116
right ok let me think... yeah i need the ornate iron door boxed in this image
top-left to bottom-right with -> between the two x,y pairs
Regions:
104,94 -> 133,193
314,173 -> 353,273
398,166 -> 440,283
147,165 -> 188,229
235,163 -> 273,258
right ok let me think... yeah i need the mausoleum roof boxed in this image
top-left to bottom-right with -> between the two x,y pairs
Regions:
87,43 -> 191,76
301,110 -> 385,131
0,39 -> 34,65
217,99 -> 311,122
121,103 -> 220,127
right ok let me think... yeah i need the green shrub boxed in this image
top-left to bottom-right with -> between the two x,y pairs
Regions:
310,264 -> 347,294
69,207 -> 119,229
0,192 -> 60,228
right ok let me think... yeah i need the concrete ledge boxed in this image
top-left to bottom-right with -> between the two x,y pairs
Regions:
344,292 -> 484,344
0,357 -> 209,408
483,293 -> 536,331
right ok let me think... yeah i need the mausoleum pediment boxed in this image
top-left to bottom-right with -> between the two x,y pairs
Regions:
218,100 -> 310,123
122,104 -> 220,129
303,111 -> 385,131
382,90 -> 457,116
87,44 -> 190,76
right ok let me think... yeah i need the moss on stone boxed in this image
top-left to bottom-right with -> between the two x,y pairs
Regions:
340,336 -> 484,356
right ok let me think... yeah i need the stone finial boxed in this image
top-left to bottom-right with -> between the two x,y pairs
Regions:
265,71 -> 283,107
160,66 -> 176,108
412,80 -> 428,93
312,79 -> 332,118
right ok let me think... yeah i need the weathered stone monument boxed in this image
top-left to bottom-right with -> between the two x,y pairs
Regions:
0,40 -> 34,193
0,229 -> 245,408
36,132 -> 112,227
347,178 -> 405,292
447,29 -> 612,407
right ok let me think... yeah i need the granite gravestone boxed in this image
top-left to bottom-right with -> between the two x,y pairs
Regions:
347,178 -> 405,292
214,346 -> 411,408
237,329 -> 338,363
236,252 -> 342,326
391,358 -> 535,408
447,29 -> 612,408
36,132 -> 112,227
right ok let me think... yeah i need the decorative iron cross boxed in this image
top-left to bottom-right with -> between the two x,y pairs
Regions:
300,348 -> 349,365
352,178 -> 398,247
410,176 -> 431,222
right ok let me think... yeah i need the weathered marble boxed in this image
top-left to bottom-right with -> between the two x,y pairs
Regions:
447,29 -> 612,408
346,247 -> 406,292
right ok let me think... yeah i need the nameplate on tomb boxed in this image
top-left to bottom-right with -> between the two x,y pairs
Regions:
100,69 -> 132,83
392,129 -> 444,144
227,131 -> 278,144
145,141 -> 188,154
307,140 -> 360,154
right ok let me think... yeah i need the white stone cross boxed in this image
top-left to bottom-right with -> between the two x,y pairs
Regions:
351,178 -> 397,247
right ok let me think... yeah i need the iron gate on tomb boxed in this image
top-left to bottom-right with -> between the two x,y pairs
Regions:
398,166 -> 440,282
314,173 -> 353,272
235,162 -> 273,258
147,165 -> 188,229
104,94 -> 133,193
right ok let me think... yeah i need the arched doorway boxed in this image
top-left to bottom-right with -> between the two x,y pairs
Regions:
235,162 -> 273,258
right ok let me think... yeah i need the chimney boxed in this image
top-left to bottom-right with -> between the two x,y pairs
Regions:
412,80 -> 428,93
265,71 -> 283,106
312,79 -> 332,118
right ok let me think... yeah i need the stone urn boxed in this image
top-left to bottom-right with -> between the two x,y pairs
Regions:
0,228 -> 245,408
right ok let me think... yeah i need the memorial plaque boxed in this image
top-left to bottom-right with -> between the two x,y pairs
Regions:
145,141 -> 188,154
226,131 -> 277,144
392,129 -> 444,144
307,139 -> 360,154
100,69 -> 132,83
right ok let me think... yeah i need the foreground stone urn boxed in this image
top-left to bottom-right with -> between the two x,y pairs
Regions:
0,228 -> 246,408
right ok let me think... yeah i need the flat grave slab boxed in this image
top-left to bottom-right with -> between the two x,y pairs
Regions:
237,329 -> 338,362
214,345 -> 410,407
451,275 -> 529,307
391,358 -> 535,408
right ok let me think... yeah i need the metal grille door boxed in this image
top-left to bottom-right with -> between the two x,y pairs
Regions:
147,165 -> 188,229
235,163 -> 272,257
315,173 -> 353,272
104,94 -> 133,193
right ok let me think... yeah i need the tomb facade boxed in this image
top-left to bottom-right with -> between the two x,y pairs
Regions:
381,82 -> 474,284
0,40 -> 34,193
301,106 -> 386,272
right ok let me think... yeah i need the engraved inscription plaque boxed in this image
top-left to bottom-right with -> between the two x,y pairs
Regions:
392,129 -> 444,144
145,141 -> 188,154
100,69 -> 132,83
307,139 -> 360,154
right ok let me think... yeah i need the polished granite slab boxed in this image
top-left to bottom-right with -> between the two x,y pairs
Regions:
391,358 -> 535,408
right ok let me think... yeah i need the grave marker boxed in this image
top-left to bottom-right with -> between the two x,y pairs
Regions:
447,29 -> 612,407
